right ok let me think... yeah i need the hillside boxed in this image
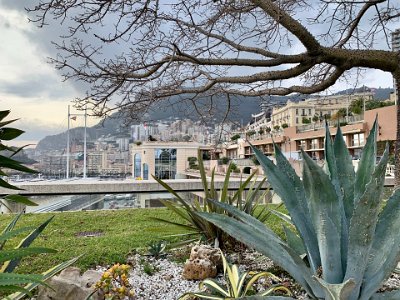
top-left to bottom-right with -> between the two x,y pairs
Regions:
35,87 -> 393,151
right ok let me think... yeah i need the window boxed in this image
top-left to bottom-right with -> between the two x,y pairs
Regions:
143,163 -> 149,180
302,109 -> 305,116
296,109 -> 298,115
154,148 -> 177,179
309,109 -> 312,115
134,154 -> 141,178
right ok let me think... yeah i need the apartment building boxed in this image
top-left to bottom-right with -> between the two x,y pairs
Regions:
226,105 -> 395,162
271,92 -> 373,128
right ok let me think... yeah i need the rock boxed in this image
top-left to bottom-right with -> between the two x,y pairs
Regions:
182,257 -> 217,280
189,245 -> 221,266
37,267 -> 103,300
182,245 -> 221,280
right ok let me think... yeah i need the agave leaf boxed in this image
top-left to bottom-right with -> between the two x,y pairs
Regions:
150,217 -> 197,231
0,213 -> 23,250
201,279 -> 230,297
4,195 -> 37,206
240,295 -> 296,299
0,119 -> 19,128
369,289 -> 400,300
0,248 -> 57,264
332,126 -> 354,273
0,285 -> 32,298
198,150 -> 210,200
314,277 -> 356,300
359,188 -> 400,300
0,110 -> 11,122
0,128 -> 24,141
333,125 -> 355,225
0,227 -> 35,243
179,292 -> 224,300
354,119 -> 377,203
269,209 -> 293,226
344,144 -> 389,300
283,226 -> 306,257
5,256 -> 82,300
0,179 -> 23,191
259,286 -> 292,297
220,164 -> 232,204
243,272 -> 281,296
153,176 -> 191,210
0,273 -> 43,286
0,155 -> 37,174
198,211 -> 320,298
1,216 -> 54,273
302,149 -> 343,283
158,200 -> 192,222
252,144 -> 320,273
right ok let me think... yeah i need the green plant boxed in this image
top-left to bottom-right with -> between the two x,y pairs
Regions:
140,259 -> 158,276
0,110 -> 79,298
273,125 -> 280,131
301,117 -> 311,124
265,127 -> 271,133
91,263 -> 134,300
153,151 -> 271,248
199,120 -> 400,299
179,250 -> 291,299
219,157 -> 230,165
146,240 -> 167,258
247,130 -> 256,137
231,134 -> 241,141
281,123 -> 289,129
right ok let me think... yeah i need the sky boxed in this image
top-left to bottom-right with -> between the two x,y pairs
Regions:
0,1 -> 395,148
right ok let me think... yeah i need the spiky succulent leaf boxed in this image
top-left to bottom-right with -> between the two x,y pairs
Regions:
1,216 -> 55,273
344,144 -> 389,300
4,195 -> 37,206
333,126 -> 355,225
302,149 -> 343,284
354,119 -> 377,202
369,290 -> 400,300
252,144 -> 320,272
283,226 -> 306,257
5,255 -> 82,300
359,188 -> 400,300
314,277 -> 356,300
198,210 -> 321,298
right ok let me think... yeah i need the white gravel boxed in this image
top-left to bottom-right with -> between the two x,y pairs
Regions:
121,253 -> 400,300
129,255 -> 200,300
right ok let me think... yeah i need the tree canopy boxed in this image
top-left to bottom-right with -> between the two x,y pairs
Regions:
28,0 -> 400,118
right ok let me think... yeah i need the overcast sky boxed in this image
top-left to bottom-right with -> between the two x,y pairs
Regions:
0,1 -> 395,147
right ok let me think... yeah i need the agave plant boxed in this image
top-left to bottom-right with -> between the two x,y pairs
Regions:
199,120 -> 400,299
0,110 -> 80,298
179,250 -> 291,299
146,240 -> 168,258
153,151 -> 271,247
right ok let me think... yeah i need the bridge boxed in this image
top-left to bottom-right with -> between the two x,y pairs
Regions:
0,176 -> 269,196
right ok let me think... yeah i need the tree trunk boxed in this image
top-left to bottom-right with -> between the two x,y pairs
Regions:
394,73 -> 400,188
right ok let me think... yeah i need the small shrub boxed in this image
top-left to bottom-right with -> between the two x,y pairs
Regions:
273,125 -> 280,131
140,259 -> 158,276
231,134 -> 241,141
134,141 -> 142,146
281,123 -> 289,128
154,151 -> 271,248
146,240 -> 167,259
92,264 -> 135,300
219,157 -> 230,165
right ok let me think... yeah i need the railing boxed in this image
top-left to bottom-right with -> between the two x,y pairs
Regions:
297,115 -> 364,133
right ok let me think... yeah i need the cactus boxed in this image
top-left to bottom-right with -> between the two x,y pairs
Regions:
199,120 -> 400,299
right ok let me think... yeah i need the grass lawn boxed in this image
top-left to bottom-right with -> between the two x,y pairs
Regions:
0,205 -> 285,274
